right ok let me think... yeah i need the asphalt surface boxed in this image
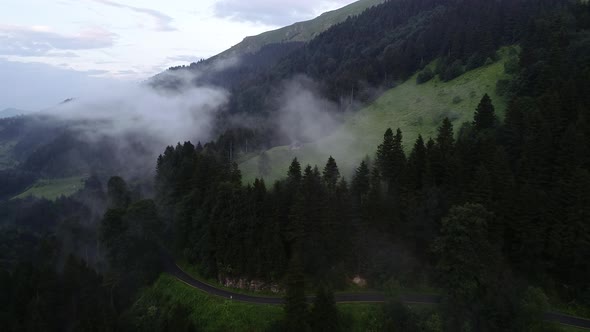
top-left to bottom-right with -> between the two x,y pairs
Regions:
164,260 -> 590,329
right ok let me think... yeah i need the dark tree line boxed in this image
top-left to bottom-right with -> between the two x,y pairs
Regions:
0,175 -> 166,331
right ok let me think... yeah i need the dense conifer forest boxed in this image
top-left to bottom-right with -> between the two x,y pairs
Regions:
1,0 -> 590,330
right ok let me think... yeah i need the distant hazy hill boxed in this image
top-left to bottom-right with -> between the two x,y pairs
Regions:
216,0 -> 386,58
0,108 -> 28,118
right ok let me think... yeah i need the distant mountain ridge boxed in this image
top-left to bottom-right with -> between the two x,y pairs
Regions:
214,0 -> 386,59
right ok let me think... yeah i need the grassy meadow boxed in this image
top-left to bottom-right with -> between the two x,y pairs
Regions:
240,49 -> 515,184
13,176 -> 86,200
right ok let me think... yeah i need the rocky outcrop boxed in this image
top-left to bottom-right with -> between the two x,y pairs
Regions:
220,276 -> 283,294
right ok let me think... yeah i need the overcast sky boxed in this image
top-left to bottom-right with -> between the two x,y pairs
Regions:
0,0 -> 356,110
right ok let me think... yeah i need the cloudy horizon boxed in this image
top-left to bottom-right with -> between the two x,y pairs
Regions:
0,0 -> 356,110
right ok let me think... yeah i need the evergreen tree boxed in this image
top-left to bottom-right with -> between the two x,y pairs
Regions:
352,161 -> 370,203
469,165 -> 492,205
376,128 -> 395,180
376,128 -> 406,187
288,158 -> 303,186
230,162 -> 242,186
436,118 -> 455,156
107,176 -> 131,209
284,252 -> 308,332
408,135 -> 427,190
310,286 -> 340,332
99,208 -> 128,268
323,156 -> 341,190
367,165 -> 385,228
473,94 -> 497,131
434,203 -> 500,329
431,119 -> 457,188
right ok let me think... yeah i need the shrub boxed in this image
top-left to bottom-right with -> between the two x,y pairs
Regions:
496,79 -> 511,96
504,57 -> 520,75
466,53 -> 485,71
417,67 -> 434,84
441,60 -> 465,82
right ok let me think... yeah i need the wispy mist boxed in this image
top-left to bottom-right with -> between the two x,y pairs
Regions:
34,66 -> 231,179
49,82 -> 228,145
276,75 -> 345,144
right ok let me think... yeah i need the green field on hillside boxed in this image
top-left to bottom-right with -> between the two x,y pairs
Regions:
13,176 -> 86,200
240,49 -> 515,184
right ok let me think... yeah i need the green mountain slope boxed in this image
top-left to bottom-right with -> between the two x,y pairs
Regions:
217,0 -> 385,58
240,48 -> 516,183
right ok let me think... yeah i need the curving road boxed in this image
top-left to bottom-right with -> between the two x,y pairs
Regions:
164,260 -> 590,329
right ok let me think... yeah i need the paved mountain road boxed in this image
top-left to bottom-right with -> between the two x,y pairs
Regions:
164,260 -> 590,329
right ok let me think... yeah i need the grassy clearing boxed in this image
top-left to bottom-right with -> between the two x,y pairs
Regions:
240,49 -> 514,184
339,303 -> 383,331
135,274 -> 283,332
13,176 -> 86,200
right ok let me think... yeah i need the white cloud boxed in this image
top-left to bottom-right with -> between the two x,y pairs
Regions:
91,0 -> 176,31
213,0 -> 356,25
0,25 -> 115,57
0,59 -> 122,110
0,0 -> 358,95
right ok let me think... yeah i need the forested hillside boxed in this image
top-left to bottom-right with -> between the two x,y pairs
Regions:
215,0 -> 386,58
148,1 -> 590,329
159,0 -> 568,155
1,0 -> 590,331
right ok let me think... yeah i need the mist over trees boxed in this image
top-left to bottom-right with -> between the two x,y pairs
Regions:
0,0 -> 589,330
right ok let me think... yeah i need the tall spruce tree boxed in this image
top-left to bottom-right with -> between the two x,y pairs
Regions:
437,118 -> 455,155
432,119 -> 456,187
377,128 -> 395,180
310,286 -> 340,332
284,251 -> 308,332
352,161 -> 371,202
408,135 -> 427,190
376,128 -> 406,187
473,94 -> 497,131
434,203 -> 500,330
288,158 -> 303,185
107,176 -> 131,210
323,156 -> 341,191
